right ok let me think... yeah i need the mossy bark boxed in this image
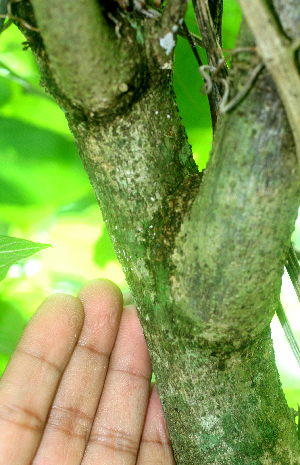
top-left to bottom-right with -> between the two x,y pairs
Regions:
14,0 -> 300,462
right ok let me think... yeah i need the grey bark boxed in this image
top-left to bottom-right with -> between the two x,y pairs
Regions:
12,0 -> 300,462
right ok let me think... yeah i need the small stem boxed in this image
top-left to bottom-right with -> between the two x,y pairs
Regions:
181,21 -> 203,67
276,302 -> 300,368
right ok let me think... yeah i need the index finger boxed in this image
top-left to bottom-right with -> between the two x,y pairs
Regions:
0,294 -> 84,465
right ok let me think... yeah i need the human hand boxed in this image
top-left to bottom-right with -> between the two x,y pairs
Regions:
0,279 -> 175,464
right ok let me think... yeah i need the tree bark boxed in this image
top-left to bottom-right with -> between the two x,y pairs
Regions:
13,0 -> 300,462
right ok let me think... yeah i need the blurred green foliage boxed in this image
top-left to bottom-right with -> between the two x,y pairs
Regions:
0,0 -> 299,413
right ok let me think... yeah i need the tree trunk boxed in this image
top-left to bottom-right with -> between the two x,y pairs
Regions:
13,0 -> 300,462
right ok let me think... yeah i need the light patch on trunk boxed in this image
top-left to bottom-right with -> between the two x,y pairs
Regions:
160,32 -> 175,55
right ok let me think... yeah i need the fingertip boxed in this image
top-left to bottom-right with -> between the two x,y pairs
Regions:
76,279 -> 124,352
38,293 -> 85,333
77,278 -> 123,308
2,294 -> 85,391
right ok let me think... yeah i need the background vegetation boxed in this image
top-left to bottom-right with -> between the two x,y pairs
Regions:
0,0 -> 299,411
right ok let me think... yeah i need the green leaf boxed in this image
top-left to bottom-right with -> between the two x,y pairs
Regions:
0,235 -> 51,281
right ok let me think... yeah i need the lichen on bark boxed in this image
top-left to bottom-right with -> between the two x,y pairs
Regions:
12,0 -> 300,462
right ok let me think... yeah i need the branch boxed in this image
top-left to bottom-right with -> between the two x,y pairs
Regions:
160,0 -> 188,42
192,0 -> 224,69
150,0 -> 189,67
170,16 -> 300,343
237,0 -> 300,163
30,0 -> 146,113
207,0 -> 223,46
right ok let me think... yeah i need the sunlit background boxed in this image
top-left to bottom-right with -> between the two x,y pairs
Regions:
0,0 -> 299,411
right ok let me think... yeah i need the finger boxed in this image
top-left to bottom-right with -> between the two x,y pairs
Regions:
137,384 -> 175,464
33,279 -> 123,465
82,304 -> 152,465
0,294 -> 84,465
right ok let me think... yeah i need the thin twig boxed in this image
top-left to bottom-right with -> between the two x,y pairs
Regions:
275,243 -> 300,369
192,0 -> 224,70
199,64 -> 216,94
0,0 -> 8,33
237,0 -> 300,164
181,20 -> 202,67
192,0 -> 225,131
178,29 -> 203,49
286,244 -> 300,302
276,302 -> 300,369
214,46 -> 257,75
0,13 -> 38,30
219,61 -> 264,113
199,55 -> 264,114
